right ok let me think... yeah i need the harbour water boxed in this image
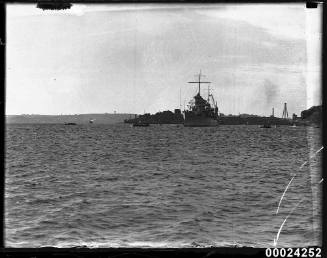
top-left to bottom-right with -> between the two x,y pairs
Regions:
5,124 -> 322,248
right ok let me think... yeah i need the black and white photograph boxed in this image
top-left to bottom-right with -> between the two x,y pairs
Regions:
4,2 -> 323,252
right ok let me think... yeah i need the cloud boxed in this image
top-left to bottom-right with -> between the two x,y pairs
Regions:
196,4 -> 305,40
263,79 -> 280,107
6,4 -> 311,115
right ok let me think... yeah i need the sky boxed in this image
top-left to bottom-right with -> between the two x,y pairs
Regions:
6,3 -> 322,116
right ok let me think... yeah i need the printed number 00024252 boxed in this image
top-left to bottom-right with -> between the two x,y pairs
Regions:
265,248 -> 321,257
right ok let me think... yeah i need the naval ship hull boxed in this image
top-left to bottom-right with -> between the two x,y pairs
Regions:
184,112 -> 218,127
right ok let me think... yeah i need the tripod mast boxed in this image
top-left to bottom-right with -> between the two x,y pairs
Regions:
282,103 -> 288,118
188,70 -> 211,95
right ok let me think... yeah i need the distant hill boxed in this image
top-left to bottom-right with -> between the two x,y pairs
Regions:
6,113 -> 135,124
301,105 -> 322,125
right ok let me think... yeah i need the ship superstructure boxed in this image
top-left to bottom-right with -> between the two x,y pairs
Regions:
184,71 -> 219,127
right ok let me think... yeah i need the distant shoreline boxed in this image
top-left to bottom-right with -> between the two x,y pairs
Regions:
5,105 -> 321,126
6,113 -> 134,124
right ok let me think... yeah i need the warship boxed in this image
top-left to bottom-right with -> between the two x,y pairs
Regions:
184,72 -> 219,127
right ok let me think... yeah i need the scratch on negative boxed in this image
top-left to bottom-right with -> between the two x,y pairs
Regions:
300,146 -> 323,169
276,176 -> 295,215
299,161 -> 307,169
276,146 -> 323,215
274,199 -> 303,246
315,146 -> 324,155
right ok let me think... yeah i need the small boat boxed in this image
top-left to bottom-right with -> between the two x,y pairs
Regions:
133,121 -> 150,127
290,124 -> 297,127
64,122 -> 77,125
260,124 -> 271,128
89,119 -> 94,124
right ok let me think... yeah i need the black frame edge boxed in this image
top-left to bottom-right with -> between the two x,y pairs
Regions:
0,0 -> 5,250
322,1 -> 326,258
0,1 -> 325,258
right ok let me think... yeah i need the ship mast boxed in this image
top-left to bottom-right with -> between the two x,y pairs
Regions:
179,86 -> 182,110
188,70 -> 211,95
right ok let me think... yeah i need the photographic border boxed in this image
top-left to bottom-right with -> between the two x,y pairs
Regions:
0,1 -> 325,257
